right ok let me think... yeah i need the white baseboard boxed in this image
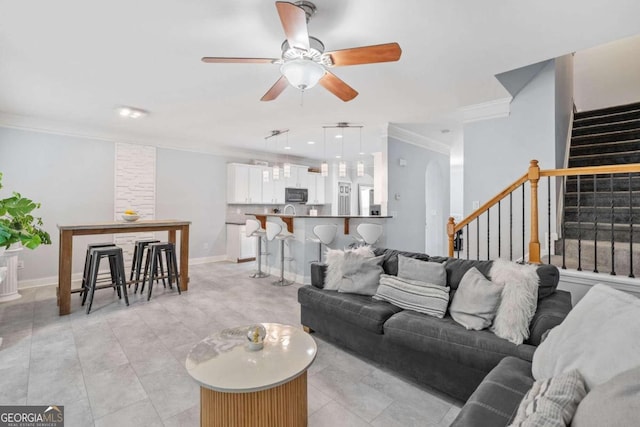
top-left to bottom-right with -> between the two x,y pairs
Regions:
17,255 -> 227,290
558,269 -> 640,305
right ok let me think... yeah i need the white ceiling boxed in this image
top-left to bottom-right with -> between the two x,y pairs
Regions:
1,0 -> 639,161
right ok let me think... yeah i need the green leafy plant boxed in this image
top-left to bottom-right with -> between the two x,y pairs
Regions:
0,172 -> 51,249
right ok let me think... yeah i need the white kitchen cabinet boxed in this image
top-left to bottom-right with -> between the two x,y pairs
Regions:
286,165 -> 309,189
227,163 -> 263,204
262,167 -> 285,204
226,224 -> 256,262
306,172 -> 326,205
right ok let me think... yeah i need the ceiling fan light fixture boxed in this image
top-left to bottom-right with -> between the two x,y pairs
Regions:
280,59 -> 325,90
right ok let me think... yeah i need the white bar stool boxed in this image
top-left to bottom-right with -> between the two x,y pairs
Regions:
308,224 -> 338,263
266,221 -> 295,286
354,223 -> 383,245
246,219 -> 268,278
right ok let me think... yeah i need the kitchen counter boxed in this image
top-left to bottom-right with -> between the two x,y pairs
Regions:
243,214 -> 389,284
246,213 -> 392,233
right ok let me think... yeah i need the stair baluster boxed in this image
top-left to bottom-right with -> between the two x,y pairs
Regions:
629,172 -> 635,278
577,175 -> 582,271
593,174 -> 598,273
610,174 -> 616,275
547,177 -> 551,264
562,176 -> 567,270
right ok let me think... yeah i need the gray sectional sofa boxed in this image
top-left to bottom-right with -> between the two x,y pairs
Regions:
297,247 -> 573,412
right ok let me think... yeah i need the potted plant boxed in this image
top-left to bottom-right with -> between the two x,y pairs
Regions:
0,172 -> 51,302
0,172 -> 51,252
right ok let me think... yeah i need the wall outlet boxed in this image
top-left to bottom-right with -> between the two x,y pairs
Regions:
472,201 -> 480,210
203,243 -> 210,250
17,260 -> 24,269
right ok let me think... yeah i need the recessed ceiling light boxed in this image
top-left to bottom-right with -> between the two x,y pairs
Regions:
307,141 -> 316,145
116,106 -> 148,119
359,151 -> 365,155
335,134 -> 343,139
284,146 -> 291,150
335,155 -> 341,159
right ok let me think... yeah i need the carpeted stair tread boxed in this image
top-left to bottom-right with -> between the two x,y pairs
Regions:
570,139 -> 640,156
563,207 -> 640,223
565,174 -> 640,192
572,118 -> 640,137
574,101 -> 640,120
564,191 -> 640,207
570,129 -> 640,146
574,108 -> 640,128
568,152 -> 640,167
562,222 -> 640,243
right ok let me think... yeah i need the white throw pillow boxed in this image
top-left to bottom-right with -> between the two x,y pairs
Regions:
449,267 -> 503,330
489,259 -> 539,345
532,284 -> 640,390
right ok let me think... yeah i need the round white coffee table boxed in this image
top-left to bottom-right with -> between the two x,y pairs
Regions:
186,323 -> 317,427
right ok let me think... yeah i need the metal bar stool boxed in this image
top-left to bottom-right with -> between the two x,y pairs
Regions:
80,242 -> 117,299
130,239 -> 161,292
266,221 -> 295,286
246,219 -> 268,278
82,246 -> 129,314
144,242 -> 180,300
308,224 -> 338,263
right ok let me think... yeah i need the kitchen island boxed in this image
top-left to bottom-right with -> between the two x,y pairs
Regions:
246,213 -> 391,284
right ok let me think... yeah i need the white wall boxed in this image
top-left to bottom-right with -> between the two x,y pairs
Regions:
555,55 -> 574,169
386,137 -> 450,254
574,34 -> 640,111
0,127 -> 114,283
0,126 -> 230,287
156,148 -> 227,259
463,60 -> 558,261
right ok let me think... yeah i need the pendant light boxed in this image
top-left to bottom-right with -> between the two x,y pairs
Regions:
262,169 -> 270,182
338,127 -> 346,177
283,132 -> 291,178
321,127 -> 328,177
272,165 -> 280,180
356,127 -> 364,177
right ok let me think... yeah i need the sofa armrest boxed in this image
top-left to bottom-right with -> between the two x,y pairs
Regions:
527,290 -> 572,346
311,263 -> 327,289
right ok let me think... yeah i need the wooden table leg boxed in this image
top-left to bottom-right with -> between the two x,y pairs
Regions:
180,225 -> 189,291
58,230 -> 73,315
168,230 -> 176,245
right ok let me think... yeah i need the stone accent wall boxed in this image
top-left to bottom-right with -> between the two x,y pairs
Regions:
114,143 -> 156,264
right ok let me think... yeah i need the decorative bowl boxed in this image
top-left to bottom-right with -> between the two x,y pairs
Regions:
122,214 -> 140,222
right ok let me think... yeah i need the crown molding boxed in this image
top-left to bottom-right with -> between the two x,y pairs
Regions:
387,124 -> 450,155
0,112 -> 295,163
458,97 -> 512,124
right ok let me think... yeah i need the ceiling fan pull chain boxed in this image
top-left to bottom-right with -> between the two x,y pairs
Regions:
300,89 -> 305,107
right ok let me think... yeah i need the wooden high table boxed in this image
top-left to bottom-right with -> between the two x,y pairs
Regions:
56,219 -> 190,315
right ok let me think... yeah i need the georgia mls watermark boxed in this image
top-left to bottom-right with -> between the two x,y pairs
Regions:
0,406 -> 64,427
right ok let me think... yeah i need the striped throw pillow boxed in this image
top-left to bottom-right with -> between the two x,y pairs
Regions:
509,369 -> 586,427
373,274 -> 450,318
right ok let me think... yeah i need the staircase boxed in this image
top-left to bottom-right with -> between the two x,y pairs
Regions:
560,101 -> 640,275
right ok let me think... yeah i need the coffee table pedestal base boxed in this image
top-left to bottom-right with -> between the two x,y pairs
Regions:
200,371 -> 307,427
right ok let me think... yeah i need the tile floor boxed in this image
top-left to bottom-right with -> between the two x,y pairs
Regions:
0,261 -> 461,426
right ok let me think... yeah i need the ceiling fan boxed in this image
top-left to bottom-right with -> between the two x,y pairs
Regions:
201,1 -> 402,102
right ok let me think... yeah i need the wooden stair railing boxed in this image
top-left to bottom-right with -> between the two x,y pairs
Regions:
447,160 -> 640,271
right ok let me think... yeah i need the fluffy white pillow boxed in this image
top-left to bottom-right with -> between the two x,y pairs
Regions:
324,246 -> 374,291
532,284 -> 640,390
490,259 -> 539,345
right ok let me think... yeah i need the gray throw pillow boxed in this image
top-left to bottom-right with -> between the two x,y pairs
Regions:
509,369 -> 586,427
571,365 -> 640,427
449,267 -> 503,330
338,254 -> 384,296
373,274 -> 449,318
397,255 -> 446,286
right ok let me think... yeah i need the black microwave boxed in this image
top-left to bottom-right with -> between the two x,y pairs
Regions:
285,187 -> 308,203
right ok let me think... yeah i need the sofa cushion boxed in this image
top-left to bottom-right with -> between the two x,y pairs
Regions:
384,310 -> 535,372
451,357 -> 534,427
444,258 -> 494,290
298,285 -> 403,334
372,248 -> 432,276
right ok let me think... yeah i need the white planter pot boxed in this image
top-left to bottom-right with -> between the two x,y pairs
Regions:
0,247 -> 23,303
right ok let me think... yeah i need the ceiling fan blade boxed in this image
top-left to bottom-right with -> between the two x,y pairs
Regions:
319,72 -> 358,102
260,76 -> 289,101
325,42 -> 402,66
276,1 -> 310,51
201,57 -> 277,64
